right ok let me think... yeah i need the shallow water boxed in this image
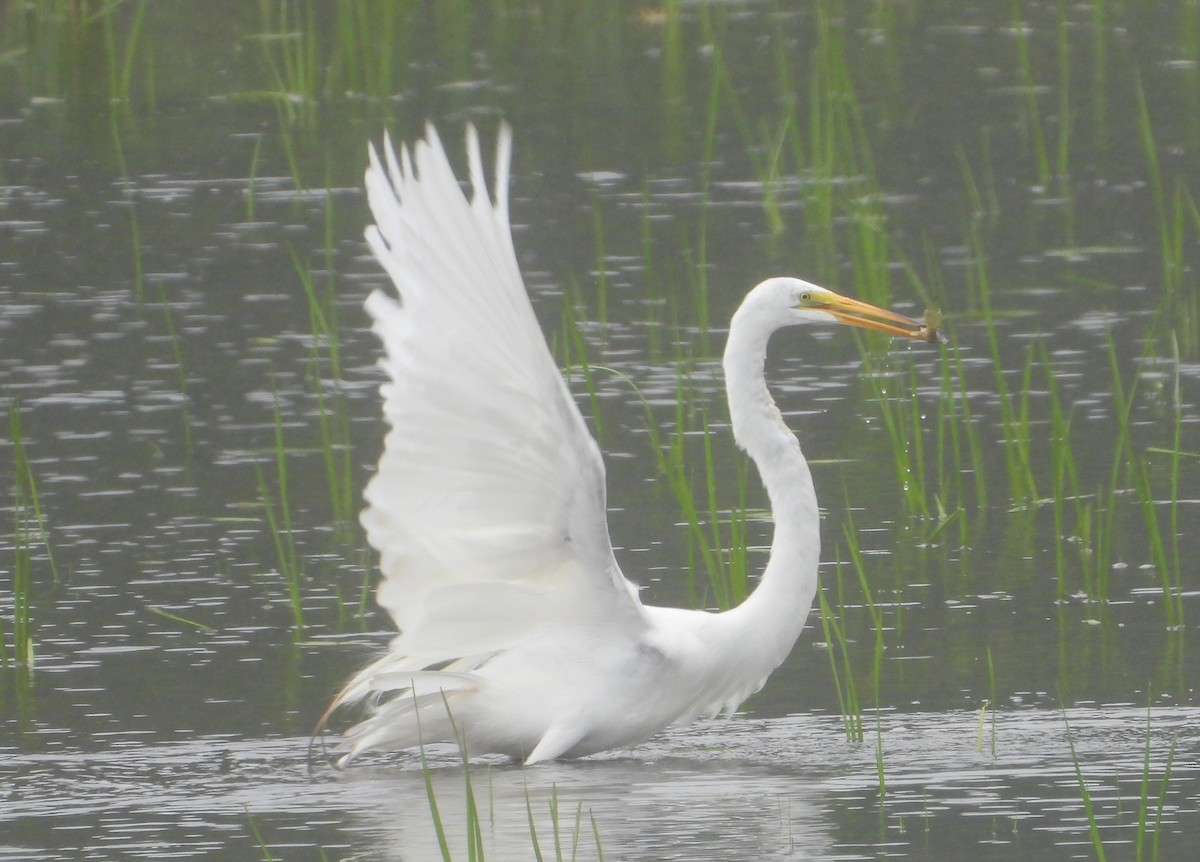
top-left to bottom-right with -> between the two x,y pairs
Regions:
2,1 -> 1199,859
6,708 -> 1198,861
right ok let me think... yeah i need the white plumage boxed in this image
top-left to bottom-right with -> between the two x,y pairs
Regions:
322,123 -> 929,766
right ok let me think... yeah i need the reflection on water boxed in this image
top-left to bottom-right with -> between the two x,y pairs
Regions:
3,709 -> 1197,860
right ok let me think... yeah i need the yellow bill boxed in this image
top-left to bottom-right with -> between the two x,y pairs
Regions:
811,292 -> 943,342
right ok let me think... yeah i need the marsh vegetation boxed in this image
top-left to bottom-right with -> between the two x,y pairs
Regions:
1,1 -> 1197,859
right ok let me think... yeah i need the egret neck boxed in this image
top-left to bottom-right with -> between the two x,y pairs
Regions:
718,296 -> 822,680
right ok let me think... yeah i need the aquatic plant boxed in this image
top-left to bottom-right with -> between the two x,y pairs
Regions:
8,495 -> 33,671
327,0 -> 405,102
1063,712 -> 1109,862
557,279 -> 606,443
1011,9 -> 1051,193
7,400 -> 56,584
642,378 -> 750,612
414,707 -> 608,861
860,355 -> 929,518
257,383 -> 305,633
292,208 -> 355,531
817,559 -> 864,743
246,136 -> 264,222
243,807 -> 276,861
1134,73 -> 1200,356
157,284 -> 195,455
1136,712 -> 1178,862
100,0 -> 152,117
3,399 -> 57,679
1064,707 -> 1180,862
253,0 -> 320,126
1107,338 -> 1185,630
933,343 -> 985,531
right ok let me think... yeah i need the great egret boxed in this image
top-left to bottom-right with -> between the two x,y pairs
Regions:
322,123 -> 935,766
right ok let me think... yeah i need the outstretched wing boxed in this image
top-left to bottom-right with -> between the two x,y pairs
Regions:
358,124 -> 645,667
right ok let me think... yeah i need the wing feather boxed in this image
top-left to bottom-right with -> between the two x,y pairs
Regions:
358,123 -> 645,669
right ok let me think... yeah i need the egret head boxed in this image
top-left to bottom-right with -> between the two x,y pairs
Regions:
747,277 -> 932,339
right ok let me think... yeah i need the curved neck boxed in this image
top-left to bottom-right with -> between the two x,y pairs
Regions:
717,308 -> 822,674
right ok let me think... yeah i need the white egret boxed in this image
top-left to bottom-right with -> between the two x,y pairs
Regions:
321,124 -> 934,766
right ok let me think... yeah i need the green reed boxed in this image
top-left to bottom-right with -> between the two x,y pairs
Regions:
860,356 -> 929,519
805,1 -> 880,287
327,0 -> 403,101
244,807 -> 276,861
711,0 -> 886,283
1063,711 -> 1109,862
846,197 -> 893,309
634,199 -> 667,360
964,214 -> 1039,505
1053,4 -> 1073,196
293,200 -> 355,531
253,0 -> 319,126
643,379 -> 750,611
842,513 -> 886,707
1006,2 -> 1076,220
1107,338 -> 1185,630
817,560 -> 864,743
5,402 -> 45,684
956,139 -> 1001,227
146,605 -> 214,632
537,787 -> 607,862
554,287 -> 752,612
702,414 -> 751,609
9,488 -> 33,671
552,254 -> 750,612
1039,342 -> 1081,597
1063,707 -> 1180,862
1158,338 -> 1185,628
816,509 -> 893,744
1008,340 -> 1039,507
558,280 -> 606,443
874,711 -> 887,801
755,116 -> 790,239
100,0 -> 151,118
1136,709 -> 1178,862
1011,8 -> 1051,192
1135,74 -> 1200,355
1068,333 -> 1122,608
1099,339 -> 1137,594
246,136 -> 263,222
7,399 -> 57,584
106,122 -> 148,305
451,713 -> 486,860
257,382 -> 304,633
1088,0 -> 1111,145
984,646 -> 998,756
416,741 -> 453,860
590,203 -> 610,326
683,229 -> 712,354
926,340 -> 985,538
1165,186 -> 1200,356
952,344 -> 989,514
158,285 -> 195,455
412,708 -> 607,862
697,3 -> 726,195
1135,74 -> 1169,285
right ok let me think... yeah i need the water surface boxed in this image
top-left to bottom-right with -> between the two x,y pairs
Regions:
2,2 -> 1198,859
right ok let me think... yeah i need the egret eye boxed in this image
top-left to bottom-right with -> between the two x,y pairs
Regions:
798,291 -> 811,303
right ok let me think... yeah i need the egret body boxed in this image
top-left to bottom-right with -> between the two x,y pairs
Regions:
323,124 -> 931,765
